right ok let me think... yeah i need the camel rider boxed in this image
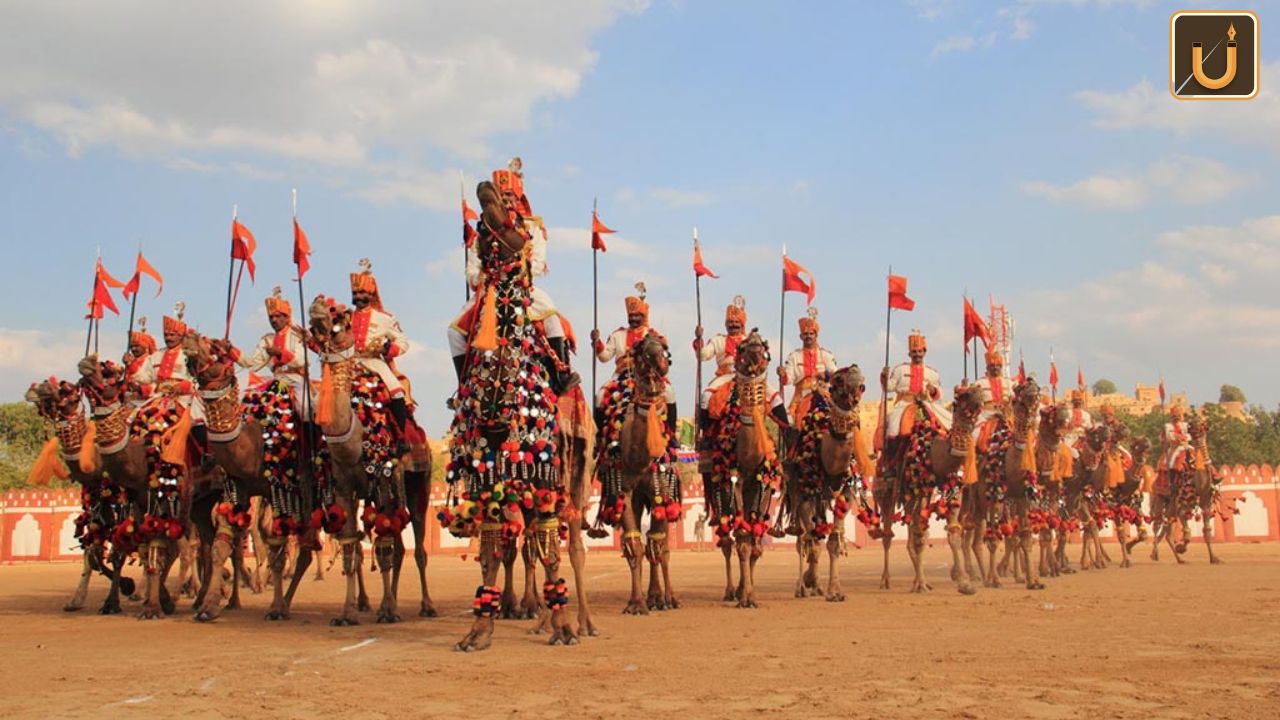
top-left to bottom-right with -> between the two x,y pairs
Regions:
777,307 -> 837,423
123,317 -> 157,407
693,296 -> 750,422
881,330 -> 952,442
1062,389 -> 1093,458
1097,403 -> 1132,466
591,283 -> 677,428
348,260 -> 412,450
447,158 -> 579,394
972,346 -> 1012,448
1160,404 -> 1196,472
131,303 -> 211,467
233,287 -> 313,423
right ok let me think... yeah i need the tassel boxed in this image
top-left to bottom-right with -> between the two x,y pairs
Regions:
962,441 -> 979,486
1192,448 -> 1206,472
852,427 -> 875,479
645,401 -> 666,458
1052,444 -> 1073,483
1140,465 -> 1155,493
1019,432 -> 1037,474
751,405 -> 776,462
78,421 -> 97,474
316,364 -> 335,426
161,406 -> 192,465
27,437 -> 68,485
1105,453 -> 1124,488
473,286 -> 498,352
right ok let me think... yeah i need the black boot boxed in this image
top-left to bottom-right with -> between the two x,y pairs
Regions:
389,397 -> 410,455
191,424 -> 216,473
665,402 -> 679,439
545,337 -> 580,395
452,355 -> 466,383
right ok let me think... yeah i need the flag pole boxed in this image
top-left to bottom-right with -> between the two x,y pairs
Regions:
880,266 -> 893,461
777,245 -> 788,415
962,293 -> 969,384
124,243 -> 141,355
1050,347 -> 1057,404
590,197 -> 599,412
84,252 -> 100,357
225,205 -> 242,340
292,189 -> 316,494
693,227 -> 704,451
461,172 -> 470,303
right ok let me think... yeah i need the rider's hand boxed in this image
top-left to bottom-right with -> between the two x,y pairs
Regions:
776,366 -> 787,384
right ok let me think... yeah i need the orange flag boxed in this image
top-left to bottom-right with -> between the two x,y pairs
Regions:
888,274 -> 915,311
782,255 -> 816,304
123,251 -> 163,300
963,297 -> 991,346
591,211 -> 614,252
462,199 -> 478,247
231,219 -> 257,281
693,240 -> 718,279
86,273 -> 120,318
96,258 -> 125,289
293,219 -> 311,279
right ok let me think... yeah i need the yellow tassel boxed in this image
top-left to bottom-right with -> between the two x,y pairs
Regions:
26,437 -> 67,485
962,441 -> 979,486
473,286 -> 498,352
78,420 -> 97,474
752,405 -> 776,463
1020,432 -> 1038,474
1051,444 -> 1073,483
852,427 -> 875,479
645,401 -> 666,458
1192,448 -> 1206,472
161,406 -> 192,466
316,364 -> 335,426
1105,453 -> 1125,488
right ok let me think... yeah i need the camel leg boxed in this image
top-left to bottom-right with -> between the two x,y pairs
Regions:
720,531 -> 737,601
621,489 -> 648,615
646,527 -> 667,611
518,534 -> 541,621
226,528 -> 246,609
281,535 -> 313,611
533,519 -> 577,646
64,547 -> 94,612
736,536 -> 758,608
946,522 -> 975,595
264,536 -> 290,620
373,535 -> 400,623
825,530 -> 846,602
658,525 -> 679,609
1203,513 -> 1224,565
1022,528 -> 1044,590
1115,522 -> 1130,568
99,548 -> 129,615
907,507 -> 930,594
194,517 -> 234,622
411,515 -> 437,617
794,533 -> 809,598
563,512 -> 597,636
137,541 -> 168,620
455,530 -> 501,652
330,529 -> 363,626
970,523 -> 993,587
498,533 -> 519,619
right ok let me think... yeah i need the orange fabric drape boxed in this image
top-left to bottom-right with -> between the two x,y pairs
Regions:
473,286 -> 498,352
852,427 -> 875,479
161,406 -> 193,465
316,364 -> 335,426
27,437 -> 69,485
78,421 -> 97,474
645,401 -> 666,458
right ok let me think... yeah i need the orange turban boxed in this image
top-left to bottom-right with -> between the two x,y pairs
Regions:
349,259 -> 384,311
130,317 -> 157,354
726,296 -> 747,325
984,347 -> 1003,367
798,316 -> 819,334
265,286 -> 291,317
162,302 -> 187,336
907,331 -> 927,353
624,295 -> 649,320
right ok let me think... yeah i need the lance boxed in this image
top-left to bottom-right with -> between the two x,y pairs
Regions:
292,189 -> 317,498
84,252 -> 100,357
461,171 -> 470,303
777,244 -> 788,414
879,266 -> 893,465
225,205 -> 249,340
590,197 -> 599,412
124,243 -> 141,357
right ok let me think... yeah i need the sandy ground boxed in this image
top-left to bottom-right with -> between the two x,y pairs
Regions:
1,541 -> 1278,720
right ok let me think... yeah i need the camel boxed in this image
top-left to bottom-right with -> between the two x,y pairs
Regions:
873,385 -> 983,594
26,379 -> 137,614
551,384 -> 599,636
594,332 -> 681,615
1075,425 -> 1117,571
1107,435 -> 1151,568
703,330 -> 782,609
182,332 -> 322,621
76,354 -> 228,619
1154,416 -> 1226,564
1033,403 -> 1076,579
445,178 -> 576,650
781,365 -> 868,602
993,380 -> 1045,590
308,297 -> 433,626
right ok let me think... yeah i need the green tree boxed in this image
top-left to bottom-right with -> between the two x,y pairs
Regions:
0,401 -> 48,491
1219,384 -> 1246,403
1091,378 -> 1117,395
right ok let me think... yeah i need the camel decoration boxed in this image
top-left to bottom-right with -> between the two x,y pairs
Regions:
781,365 -> 870,602
703,330 -> 781,608
594,331 -> 681,614
76,354 -> 229,619
441,178 -> 574,650
26,379 -> 137,613
872,384 -> 982,594
308,297 -> 434,625
182,332 -> 324,621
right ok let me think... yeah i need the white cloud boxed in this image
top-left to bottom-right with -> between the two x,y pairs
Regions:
1021,155 -> 1245,210
615,186 -> 715,209
0,328 -> 124,400
0,1 -> 646,204
930,33 -> 996,59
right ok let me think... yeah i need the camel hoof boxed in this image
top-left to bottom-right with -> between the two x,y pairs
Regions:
63,603 -> 83,612
1027,582 -> 1046,590
419,605 -> 439,618
666,597 -> 681,609
375,611 -> 401,624
723,591 -> 737,602
137,606 -> 164,620
736,598 -> 758,609
1174,542 -> 1188,555
454,634 -> 491,652
265,609 -> 290,621
579,619 -> 600,637
329,617 -> 360,627
193,609 -> 219,623
958,585 -> 976,596
646,597 -> 665,611
622,602 -> 648,616
357,599 -> 372,612
826,593 -> 846,602
98,603 -> 122,615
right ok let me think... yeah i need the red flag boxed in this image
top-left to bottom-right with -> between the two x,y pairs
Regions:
293,219 -> 311,279
1077,367 -> 1085,390
122,251 -> 164,300
1049,360 -> 1059,389
1158,377 -> 1166,404
591,211 -> 614,252
462,199 -> 479,248
1016,359 -> 1027,385
96,259 -> 125,289
86,275 -> 120,318
231,219 -> 257,281
693,241 -> 718,279
963,297 -> 991,346
888,274 -> 915,311
782,255 -> 816,304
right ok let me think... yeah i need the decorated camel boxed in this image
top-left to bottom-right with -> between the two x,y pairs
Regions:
26,379 -> 137,613
594,331 -> 682,614
994,380 -> 1046,590
1106,434 -> 1151,568
703,330 -> 783,608
781,365 -> 871,602
1074,424 -> 1120,570
1152,412 -> 1227,564
873,384 -> 983,595
1033,402 -> 1077,579
441,177 -> 577,650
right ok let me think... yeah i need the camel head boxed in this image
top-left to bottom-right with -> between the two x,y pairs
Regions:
951,384 -> 984,426
828,365 -> 865,413
475,180 -> 527,262
630,331 -> 670,401
1013,378 -> 1040,413
27,378 -> 80,421
182,331 -> 236,391
1187,409 -> 1207,443
77,355 -> 126,410
1039,403 -> 1070,444
1085,423 -> 1111,453
309,295 -> 353,355
734,329 -> 770,378
1130,436 -> 1151,464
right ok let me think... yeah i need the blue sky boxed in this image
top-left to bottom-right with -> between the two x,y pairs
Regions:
1,0 -> 1277,432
